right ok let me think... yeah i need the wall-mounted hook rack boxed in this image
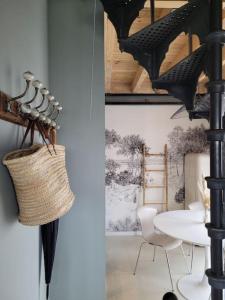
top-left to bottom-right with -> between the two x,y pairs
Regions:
0,71 -> 63,145
0,91 -> 28,127
0,90 -> 57,144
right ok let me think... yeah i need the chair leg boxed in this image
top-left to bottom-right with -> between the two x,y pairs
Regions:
187,243 -> 192,256
165,250 -> 174,292
133,242 -> 147,275
190,244 -> 195,274
180,244 -> 190,274
153,245 -> 157,262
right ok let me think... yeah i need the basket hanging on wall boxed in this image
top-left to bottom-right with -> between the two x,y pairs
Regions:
3,144 -> 75,226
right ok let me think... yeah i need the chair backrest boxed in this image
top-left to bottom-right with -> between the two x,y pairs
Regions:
188,201 -> 204,211
138,206 -> 157,241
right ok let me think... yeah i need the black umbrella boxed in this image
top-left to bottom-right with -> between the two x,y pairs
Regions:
41,219 -> 59,299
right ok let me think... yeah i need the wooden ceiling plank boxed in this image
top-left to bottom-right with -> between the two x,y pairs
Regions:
104,14 -> 117,93
145,1 -> 225,9
160,34 -> 200,76
145,1 -> 186,9
131,67 -> 148,92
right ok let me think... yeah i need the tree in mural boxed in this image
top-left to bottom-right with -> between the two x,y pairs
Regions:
182,125 -> 209,154
108,218 -> 140,232
117,134 -> 145,180
105,159 -> 120,186
115,170 -> 134,186
117,134 -> 144,157
168,125 -> 209,203
105,129 -> 121,148
175,187 -> 185,204
168,125 -> 208,162
168,126 -> 185,164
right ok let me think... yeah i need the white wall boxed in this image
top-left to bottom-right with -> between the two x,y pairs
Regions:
0,0 -> 48,299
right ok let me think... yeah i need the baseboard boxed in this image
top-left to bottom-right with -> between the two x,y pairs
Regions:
106,231 -> 142,237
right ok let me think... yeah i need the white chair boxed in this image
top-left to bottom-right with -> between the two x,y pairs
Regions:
133,206 -> 189,291
188,201 -> 204,211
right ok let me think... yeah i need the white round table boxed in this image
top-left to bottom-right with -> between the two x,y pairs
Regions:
154,210 -> 210,300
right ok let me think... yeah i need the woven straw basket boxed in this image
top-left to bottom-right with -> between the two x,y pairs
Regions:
3,144 -> 75,226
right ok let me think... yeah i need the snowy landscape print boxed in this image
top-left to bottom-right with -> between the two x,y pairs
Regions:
105,130 -> 144,232
105,106 -> 209,233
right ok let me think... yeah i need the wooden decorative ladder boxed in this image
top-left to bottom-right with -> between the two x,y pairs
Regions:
142,144 -> 168,211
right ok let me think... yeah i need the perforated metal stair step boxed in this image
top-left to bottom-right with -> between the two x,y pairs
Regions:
189,94 -> 210,120
100,0 -> 146,40
119,0 -> 209,80
152,45 -> 208,111
171,94 -> 210,120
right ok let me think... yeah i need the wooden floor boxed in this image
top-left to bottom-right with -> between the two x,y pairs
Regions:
106,236 -> 205,300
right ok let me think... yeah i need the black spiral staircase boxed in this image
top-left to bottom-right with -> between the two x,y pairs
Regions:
101,0 -> 146,39
152,45 -> 208,111
119,0 -> 209,80
101,0 -> 225,299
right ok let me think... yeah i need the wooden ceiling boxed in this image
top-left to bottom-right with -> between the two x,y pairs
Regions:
104,1 -> 225,95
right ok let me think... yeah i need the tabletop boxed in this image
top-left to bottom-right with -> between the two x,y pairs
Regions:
153,210 -> 210,247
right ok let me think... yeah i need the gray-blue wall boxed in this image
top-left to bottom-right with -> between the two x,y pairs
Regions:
0,0 -> 48,300
48,1 -> 105,300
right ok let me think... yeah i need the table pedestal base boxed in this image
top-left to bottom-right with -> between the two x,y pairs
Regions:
178,274 -> 210,300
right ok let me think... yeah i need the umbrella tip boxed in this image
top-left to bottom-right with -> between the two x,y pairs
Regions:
46,284 -> 50,299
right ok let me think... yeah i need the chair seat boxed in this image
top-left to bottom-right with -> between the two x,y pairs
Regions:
146,232 -> 182,251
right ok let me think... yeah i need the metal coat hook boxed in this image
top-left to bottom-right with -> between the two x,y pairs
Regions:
24,80 -> 43,105
7,71 -> 35,113
38,95 -> 55,123
43,100 -> 59,126
28,88 -> 50,120
0,70 -> 62,152
10,71 -> 34,102
36,88 -> 49,110
20,80 -> 43,116
50,105 -> 62,129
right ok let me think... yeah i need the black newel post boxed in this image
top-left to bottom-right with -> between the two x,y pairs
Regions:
206,0 -> 225,299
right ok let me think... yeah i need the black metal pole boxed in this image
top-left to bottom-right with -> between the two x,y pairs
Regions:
150,0 -> 155,24
207,1 -> 224,299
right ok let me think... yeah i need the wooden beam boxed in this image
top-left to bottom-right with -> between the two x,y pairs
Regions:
0,91 -> 54,140
0,92 -> 28,127
132,67 -> 148,92
145,1 -> 186,9
104,14 -> 116,93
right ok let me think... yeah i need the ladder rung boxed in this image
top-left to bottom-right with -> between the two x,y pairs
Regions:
145,153 -> 164,157
145,169 -> 165,172
145,185 -> 165,188
144,202 -> 167,205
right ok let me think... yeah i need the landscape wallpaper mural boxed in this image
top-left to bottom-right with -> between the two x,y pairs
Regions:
105,106 -> 209,233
